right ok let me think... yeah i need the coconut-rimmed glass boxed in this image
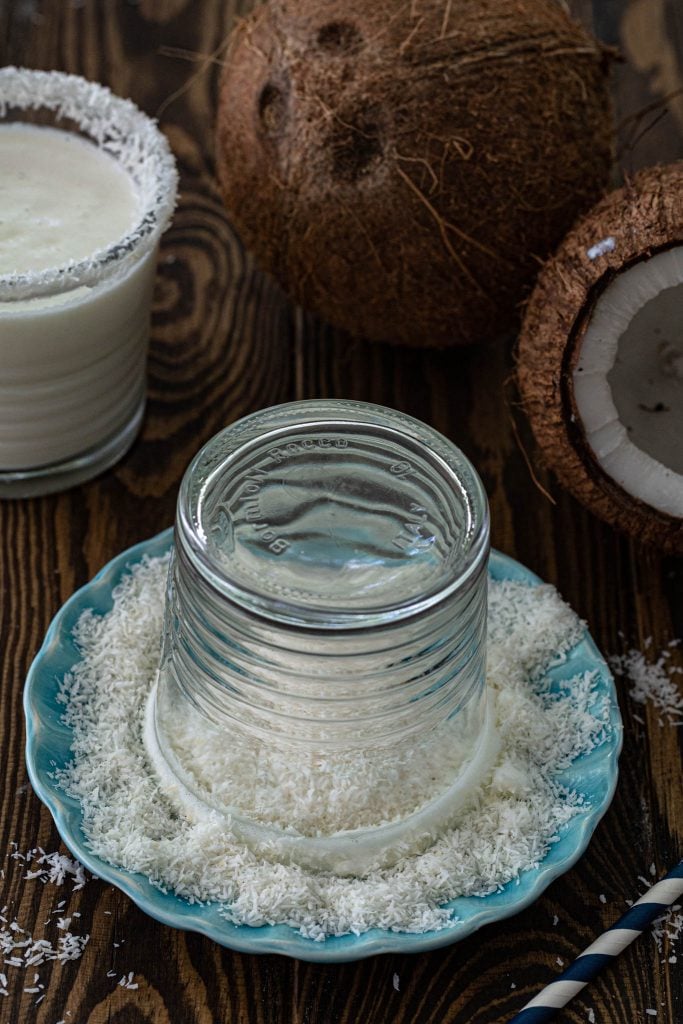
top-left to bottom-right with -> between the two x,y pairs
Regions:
0,67 -> 177,496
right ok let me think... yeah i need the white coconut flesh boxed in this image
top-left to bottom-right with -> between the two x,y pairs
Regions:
572,246 -> 683,518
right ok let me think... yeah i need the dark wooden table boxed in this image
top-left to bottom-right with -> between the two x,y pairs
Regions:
1,2 -> 682,1022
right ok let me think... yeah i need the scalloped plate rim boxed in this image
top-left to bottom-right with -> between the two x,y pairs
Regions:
24,528 -> 623,962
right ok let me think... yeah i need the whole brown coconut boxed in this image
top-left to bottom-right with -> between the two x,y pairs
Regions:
216,0 -> 613,347
518,162 -> 683,554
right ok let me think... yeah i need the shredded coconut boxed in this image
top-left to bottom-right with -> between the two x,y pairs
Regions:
652,905 -> 683,954
609,646 -> 683,725
52,555 -> 613,939
19,848 -> 86,890
0,919 -> 89,968
0,845 -> 140,1009
586,236 -> 616,260
0,847 -> 89,978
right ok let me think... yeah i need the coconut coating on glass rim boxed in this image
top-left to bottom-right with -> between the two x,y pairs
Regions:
517,162 -> 683,554
215,0 -> 613,347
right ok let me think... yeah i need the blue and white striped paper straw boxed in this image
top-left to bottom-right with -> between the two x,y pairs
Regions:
509,861 -> 683,1024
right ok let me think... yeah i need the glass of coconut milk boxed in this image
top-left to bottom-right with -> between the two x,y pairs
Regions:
0,67 -> 177,497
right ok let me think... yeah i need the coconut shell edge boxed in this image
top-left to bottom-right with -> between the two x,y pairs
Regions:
517,162 -> 683,554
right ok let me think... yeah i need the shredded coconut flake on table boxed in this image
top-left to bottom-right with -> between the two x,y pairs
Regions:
0,848 -> 90,1009
52,554 -> 614,940
0,914 -> 89,970
0,845 -> 141,1011
609,645 -> 683,725
20,849 -> 86,890
652,905 -> 683,955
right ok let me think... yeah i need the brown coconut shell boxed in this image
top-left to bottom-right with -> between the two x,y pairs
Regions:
216,0 -> 613,347
517,161 -> 683,554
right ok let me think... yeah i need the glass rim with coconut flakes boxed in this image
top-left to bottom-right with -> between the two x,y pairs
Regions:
0,66 -> 178,497
0,66 -> 177,302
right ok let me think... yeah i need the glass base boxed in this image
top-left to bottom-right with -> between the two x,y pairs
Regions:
0,397 -> 145,499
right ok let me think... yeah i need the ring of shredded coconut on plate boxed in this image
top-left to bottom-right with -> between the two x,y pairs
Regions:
53,554 -> 614,940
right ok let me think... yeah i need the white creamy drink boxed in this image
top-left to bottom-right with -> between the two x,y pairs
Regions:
0,124 -> 154,477
0,125 -> 139,276
0,67 -> 177,496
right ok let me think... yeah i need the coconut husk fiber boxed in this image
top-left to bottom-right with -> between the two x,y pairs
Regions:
216,0 -> 613,347
518,161 -> 683,553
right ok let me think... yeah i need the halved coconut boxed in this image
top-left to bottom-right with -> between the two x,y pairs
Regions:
518,162 -> 683,552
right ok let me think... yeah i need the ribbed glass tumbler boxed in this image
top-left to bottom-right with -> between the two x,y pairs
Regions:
145,400 -> 496,874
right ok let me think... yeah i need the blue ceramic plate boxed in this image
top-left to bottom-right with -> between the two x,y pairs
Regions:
24,529 -> 622,962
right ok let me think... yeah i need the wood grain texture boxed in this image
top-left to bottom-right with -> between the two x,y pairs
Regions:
0,1 -> 681,1022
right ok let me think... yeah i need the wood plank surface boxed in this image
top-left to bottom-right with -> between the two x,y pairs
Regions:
1,1 -> 682,1022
